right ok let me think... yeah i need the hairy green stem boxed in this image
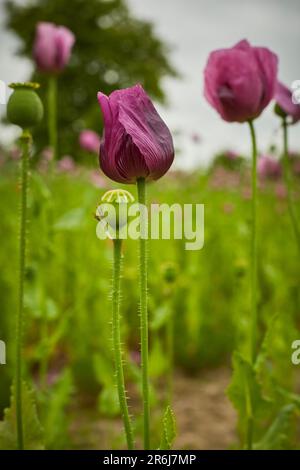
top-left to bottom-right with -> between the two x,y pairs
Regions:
248,120 -> 258,365
166,309 -> 174,404
246,120 -> 258,450
16,131 -> 31,450
48,76 -> 57,165
136,177 -> 150,450
282,119 -> 300,254
112,238 -> 134,450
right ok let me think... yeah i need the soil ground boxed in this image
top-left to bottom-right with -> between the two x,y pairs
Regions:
70,367 -> 237,450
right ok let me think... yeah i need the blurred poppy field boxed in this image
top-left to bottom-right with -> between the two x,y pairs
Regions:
0,0 -> 300,452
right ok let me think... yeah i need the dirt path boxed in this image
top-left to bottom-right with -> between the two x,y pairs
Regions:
70,367 -> 237,450
173,368 -> 236,449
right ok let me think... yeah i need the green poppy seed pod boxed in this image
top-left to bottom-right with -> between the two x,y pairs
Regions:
7,82 -> 43,129
96,189 -> 135,234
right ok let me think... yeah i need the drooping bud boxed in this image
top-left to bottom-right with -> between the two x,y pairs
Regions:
7,82 -> 43,129
274,103 -> 287,120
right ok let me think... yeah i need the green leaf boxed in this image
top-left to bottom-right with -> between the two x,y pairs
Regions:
159,406 -> 176,450
54,208 -> 85,231
149,338 -> 168,378
227,351 -> 271,429
255,313 -> 278,373
254,404 -> 296,450
98,385 -> 120,418
151,305 -> 171,330
0,382 -> 44,450
42,370 -> 74,449
31,172 -> 52,201
93,354 -> 114,387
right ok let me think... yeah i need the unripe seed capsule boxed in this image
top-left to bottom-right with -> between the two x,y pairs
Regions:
7,82 -> 43,129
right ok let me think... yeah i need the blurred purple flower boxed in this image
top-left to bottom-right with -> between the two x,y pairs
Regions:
225,150 -> 239,160
97,84 -> 174,183
130,350 -> 141,365
10,146 -> 21,161
42,147 -> 54,162
258,155 -> 282,180
57,155 -> 76,173
33,22 -> 75,73
191,132 -> 202,143
79,130 -> 101,154
210,167 -> 241,190
89,170 -> 108,188
204,39 -> 278,122
242,187 -> 252,200
275,82 -> 300,123
293,160 -> 300,176
223,202 -> 235,214
37,147 -> 54,172
275,182 -> 287,199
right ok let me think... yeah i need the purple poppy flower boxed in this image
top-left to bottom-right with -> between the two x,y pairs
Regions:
258,155 -> 282,180
79,130 -> 101,154
204,39 -> 278,123
33,22 -> 75,73
275,82 -> 300,123
97,84 -> 174,183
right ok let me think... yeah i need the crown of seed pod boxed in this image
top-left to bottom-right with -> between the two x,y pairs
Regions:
7,82 -> 43,129
95,189 -> 135,233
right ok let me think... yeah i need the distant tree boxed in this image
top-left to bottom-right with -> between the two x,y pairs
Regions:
5,0 -> 176,157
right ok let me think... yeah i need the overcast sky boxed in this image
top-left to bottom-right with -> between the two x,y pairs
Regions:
1,0 -> 300,168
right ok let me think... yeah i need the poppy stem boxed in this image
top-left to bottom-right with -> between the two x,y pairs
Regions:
247,119 -> 258,450
166,308 -> 174,405
282,118 -> 300,254
112,237 -> 135,450
248,120 -> 258,365
16,130 -> 31,450
48,76 -> 57,166
136,177 -> 150,450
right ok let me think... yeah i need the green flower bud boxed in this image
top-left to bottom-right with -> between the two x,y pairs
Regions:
234,258 -> 247,278
161,262 -> 178,284
7,82 -> 43,129
95,189 -> 135,234
274,103 -> 287,120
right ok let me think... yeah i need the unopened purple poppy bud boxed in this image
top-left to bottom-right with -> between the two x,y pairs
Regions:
204,40 -> 278,123
97,84 -> 174,184
33,22 -> 75,74
274,82 -> 300,123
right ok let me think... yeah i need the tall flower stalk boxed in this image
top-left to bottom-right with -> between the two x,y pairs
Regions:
247,120 -> 258,450
136,177 -> 150,449
7,82 -> 43,449
15,130 -> 31,450
96,189 -> 135,449
204,40 -> 278,450
248,120 -> 258,365
281,119 -> 300,254
97,84 -> 174,450
274,82 -> 300,255
112,236 -> 135,450
33,22 -> 75,163
47,76 -> 58,163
